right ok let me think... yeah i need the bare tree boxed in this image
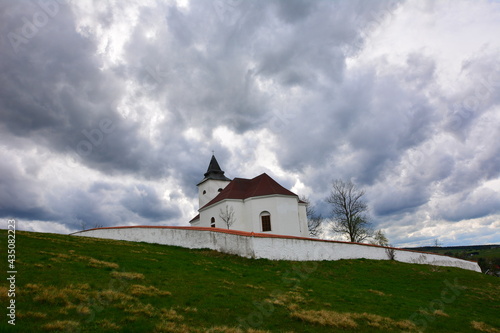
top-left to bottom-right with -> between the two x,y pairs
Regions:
385,246 -> 396,260
326,179 -> 373,242
371,229 -> 389,246
300,196 -> 324,237
219,204 -> 236,229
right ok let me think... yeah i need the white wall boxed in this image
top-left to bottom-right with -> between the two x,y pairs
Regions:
71,227 -> 481,273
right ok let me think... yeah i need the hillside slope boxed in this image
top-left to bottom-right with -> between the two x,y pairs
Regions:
1,230 -> 499,332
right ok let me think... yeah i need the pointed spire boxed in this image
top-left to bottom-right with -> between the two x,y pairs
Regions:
199,155 -> 231,184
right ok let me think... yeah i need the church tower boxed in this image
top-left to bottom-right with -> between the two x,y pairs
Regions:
197,155 -> 231,208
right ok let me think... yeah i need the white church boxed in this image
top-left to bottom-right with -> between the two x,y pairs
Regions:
189,155 -> 309,237
71,155 -> 483,272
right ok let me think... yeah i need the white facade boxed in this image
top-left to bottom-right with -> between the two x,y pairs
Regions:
198,195 -> 308,237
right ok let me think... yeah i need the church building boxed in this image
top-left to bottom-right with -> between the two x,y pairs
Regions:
190,155 -> 309,237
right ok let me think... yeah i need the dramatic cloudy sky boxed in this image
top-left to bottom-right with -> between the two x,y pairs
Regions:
1,0 -> 499,247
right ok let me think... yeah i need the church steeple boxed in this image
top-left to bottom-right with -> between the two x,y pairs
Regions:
199,155 -> 231,184
204,155 -> 231,180
197,155 -> 232,208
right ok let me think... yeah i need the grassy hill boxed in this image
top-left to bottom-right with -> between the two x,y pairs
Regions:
1,230 -> 499,333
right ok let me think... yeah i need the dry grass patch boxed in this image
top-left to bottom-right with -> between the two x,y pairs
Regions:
154,321 -> 191,333
88,258 -> 119,269
160,308 -> 184,321
97,319 -> 121,330
471,321 -> 500,333
17,311 -> 47,319
291,309 -> 358,329
110,271 -> 145,280
42,320 -> 79,331
25,283 -> 43,291
32,284 -> 91,306
291,309 -> 417,331
368,289 -> 388,296
204,327 -> 271,333
77,305 -> 91,315
351,313 -> 416,330
0,286 -> 8,301
129,284 -> 171,296
99,289 -> 135,303
245,284 -> 265,290
433,309 -> 449,317
124,303 -> 156,317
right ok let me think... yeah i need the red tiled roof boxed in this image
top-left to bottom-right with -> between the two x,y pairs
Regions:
200,173 -> 299,210
189,214 -> 200,223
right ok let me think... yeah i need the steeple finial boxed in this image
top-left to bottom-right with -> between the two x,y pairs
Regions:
200,154 -> 231,182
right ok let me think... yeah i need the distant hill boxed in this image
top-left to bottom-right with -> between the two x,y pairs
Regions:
405,245 -> 500,275
1,230 -> 499,332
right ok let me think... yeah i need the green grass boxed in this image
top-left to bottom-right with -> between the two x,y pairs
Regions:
1,230 -> 499,332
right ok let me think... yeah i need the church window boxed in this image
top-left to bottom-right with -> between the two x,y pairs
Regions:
210,217 -> 215,228
261,212 -> 271,232
203,190 -> 207,194
218,188 -> 223,192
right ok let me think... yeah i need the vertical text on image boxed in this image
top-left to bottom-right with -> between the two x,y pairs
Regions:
7,219 -> 17,326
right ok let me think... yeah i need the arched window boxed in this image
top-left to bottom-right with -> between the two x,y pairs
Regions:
218,188 -> 223,192
210,217 -> 215,228
203,190 -> 207,195
260,211 -> 271,232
